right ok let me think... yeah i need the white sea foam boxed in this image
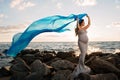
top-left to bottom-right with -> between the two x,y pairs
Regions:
114,49 -> 120,53
88,46 -> 102,54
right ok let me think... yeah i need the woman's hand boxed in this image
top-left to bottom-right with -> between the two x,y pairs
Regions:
76,17 -> 79,21
86,14 -> 89,18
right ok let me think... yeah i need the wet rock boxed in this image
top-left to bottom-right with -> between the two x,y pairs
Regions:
90,73 -> 118,80
42,53 -> 55,62
18,49 -> 39,57
51,70 -> 72,80
10,72 -> 30,80
100,54 -> 120,69
87,57 -> 120,74
56,51 -> 75,59
50,60 -> 75,70
24,72 -> 44,80
75,73 -> 90,80
10,57 -> 30,72
18,49 -> 32,56
34,51 -> 56,62
117,64 -> 120,69
86,52 -> 110,61
0,66 -> 11,77
65,56 -> 79,63
116,52 -> 120,57
76,73 -> 118,80
42,50 -> 56,54
34,49 -> 40,53
22,54 -> 36,65
46,57 -> 62,65
30,59 -> 51,76
105,57 -> 116,66
0,76 -> 11,80
10,57 -> 30,80
87,52 -> 103,57
4,49 -> 120,80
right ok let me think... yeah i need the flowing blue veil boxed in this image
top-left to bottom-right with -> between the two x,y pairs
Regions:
6,13 -> 87,57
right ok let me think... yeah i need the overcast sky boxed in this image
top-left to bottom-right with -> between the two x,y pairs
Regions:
0,0 -> 120,42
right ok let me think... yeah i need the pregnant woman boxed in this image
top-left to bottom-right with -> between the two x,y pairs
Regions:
71,14 -> 91,79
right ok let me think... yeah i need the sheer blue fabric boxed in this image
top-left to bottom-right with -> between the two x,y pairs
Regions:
6,13 -> 87,57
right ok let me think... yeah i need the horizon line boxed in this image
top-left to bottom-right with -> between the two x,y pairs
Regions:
0,40 -> 120,43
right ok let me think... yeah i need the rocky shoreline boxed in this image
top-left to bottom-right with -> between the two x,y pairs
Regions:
0,49 -> 120,80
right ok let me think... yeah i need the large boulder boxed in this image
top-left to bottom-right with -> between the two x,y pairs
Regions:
90,73 -> 118,80
56,51 -> 75,59
85,52 -> 110,61
41,53 -> 56,62
18,49 -> 39,57
21,54 -> 36,65
46,57 -> 62,65
10,57 -> 30,80
86,57 -> 120,74
104,54 -> 120,69
76,73 -> 118,80
51,70 -> 72,80
117,64 -> 120,69
24,72 -> 44,80
0,66 -> 11,77
34,51 -> 56,62
50,60 -> 75,70
116,52 -> 120,57
30,59 -> 51,76
10,57 -> 30,72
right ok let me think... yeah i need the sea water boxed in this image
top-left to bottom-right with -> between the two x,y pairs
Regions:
0,41 -> 120,54
0,41 -> 120,68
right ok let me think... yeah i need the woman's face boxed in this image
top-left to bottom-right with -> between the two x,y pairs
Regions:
81,21 -> 85,26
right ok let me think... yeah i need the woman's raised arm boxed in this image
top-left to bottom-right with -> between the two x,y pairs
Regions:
83,15 -> 91,30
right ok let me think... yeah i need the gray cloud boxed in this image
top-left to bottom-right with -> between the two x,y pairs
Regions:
106,22 -> 120,29
112,22 -> 120,27
0,24 -> 27,33
10,0 -> 36,10
73,0 -> 97,6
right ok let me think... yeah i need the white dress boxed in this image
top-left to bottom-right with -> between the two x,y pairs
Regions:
71,30 -> 91,79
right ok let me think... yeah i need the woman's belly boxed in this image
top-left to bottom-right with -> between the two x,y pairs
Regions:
78,33 -> 88,43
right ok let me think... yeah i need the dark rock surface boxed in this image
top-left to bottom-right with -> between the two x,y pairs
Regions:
50,60 -> 75,70
1,49 -> 120,80
30,59 -> 51,76
51,70 -> 72,80
76,73 -> 118,80
0,67 -> 11,77
10,57 -> 30,80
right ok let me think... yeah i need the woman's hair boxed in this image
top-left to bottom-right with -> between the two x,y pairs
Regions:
75,19 -> 84,36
